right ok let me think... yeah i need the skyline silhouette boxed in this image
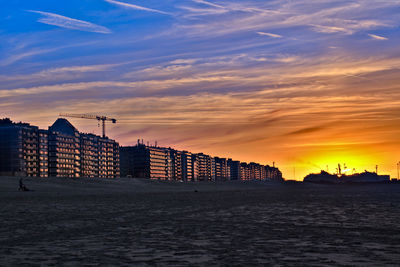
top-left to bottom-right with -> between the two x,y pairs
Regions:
1,1 -> 400,179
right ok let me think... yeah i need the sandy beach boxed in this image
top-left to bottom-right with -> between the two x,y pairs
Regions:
1,176 -> 399,266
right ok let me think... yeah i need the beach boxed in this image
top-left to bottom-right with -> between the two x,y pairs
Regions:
1,176 -> 399,266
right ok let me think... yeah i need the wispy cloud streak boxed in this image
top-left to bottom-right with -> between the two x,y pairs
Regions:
28,10 -> 111,34
192,0 -> 225,9
104,0 -> 170,15
368,33 -> 388,40
257,31 -> 282,38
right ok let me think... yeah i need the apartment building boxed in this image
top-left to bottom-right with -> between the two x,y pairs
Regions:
181,151 -> 193,182
214,157 -> 230,181
0,118 -> 45,177
120,143 -> 169,180
48,118 -> 81,178
227,159 -> 240,180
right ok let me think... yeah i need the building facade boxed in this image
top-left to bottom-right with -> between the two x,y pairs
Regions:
227,159 -> 240,180
119,142 -> 283,181
47,118 -> 120,178
0,119 -> 44,177
180,151 -> 193,182
38,129 -> 49,177
214,157 -> 230,181
169,149 -> 182,181
0,118 -> 119,178
120,143 -> 170,180
48,118 -> 81,178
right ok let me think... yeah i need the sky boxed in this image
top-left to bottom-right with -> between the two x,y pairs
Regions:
1,0 -> 400,180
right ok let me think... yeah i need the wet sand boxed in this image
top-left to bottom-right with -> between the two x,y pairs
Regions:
1,176 -> 399,266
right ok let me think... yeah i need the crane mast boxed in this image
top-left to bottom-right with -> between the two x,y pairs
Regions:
59,113 -> 117,138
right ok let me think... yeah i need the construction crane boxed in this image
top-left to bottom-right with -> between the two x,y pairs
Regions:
59,113 -> 116,138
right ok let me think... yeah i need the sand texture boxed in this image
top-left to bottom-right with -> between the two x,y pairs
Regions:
0,176 -> 399,266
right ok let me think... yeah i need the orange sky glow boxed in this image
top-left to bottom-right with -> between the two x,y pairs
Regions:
2,1 -> 400,180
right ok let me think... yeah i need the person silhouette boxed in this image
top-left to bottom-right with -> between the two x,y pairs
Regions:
19,178 -> 24,191
19,178 -> 28,191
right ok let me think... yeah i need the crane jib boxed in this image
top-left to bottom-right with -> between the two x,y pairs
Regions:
58,113 -> 117,138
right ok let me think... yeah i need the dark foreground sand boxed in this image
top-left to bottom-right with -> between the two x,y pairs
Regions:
1,176 -> 399,266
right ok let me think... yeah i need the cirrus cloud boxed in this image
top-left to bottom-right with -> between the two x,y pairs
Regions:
368,33 -> 388,40
28,10 -> 111,34
104,0 -> 171,15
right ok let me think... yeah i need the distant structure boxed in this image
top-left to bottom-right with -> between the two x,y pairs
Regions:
0,118 -> 119,178
120,142 -> 283,182
304,170 -> 390,184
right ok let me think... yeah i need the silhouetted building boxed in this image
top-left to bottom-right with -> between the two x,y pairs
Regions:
195,153 -> 214,181
120,143 -> 169,180
0,118 -> 46,177
265,165 -> 283,181
304,171 -> 390,184
181,151 -> 193,181
240,163 -> 251,180
228,159 -> 240,180
190,153 -> 200,181
249,162 -> 262,180
120,146 -> 135,177
168,149 -> 182,181
1,117 -> 118,179
214,157 -> 230,181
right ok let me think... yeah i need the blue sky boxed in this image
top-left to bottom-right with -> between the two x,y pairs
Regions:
1,0 -> 400,178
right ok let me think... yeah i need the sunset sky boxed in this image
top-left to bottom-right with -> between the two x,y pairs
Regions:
1,0 -> 400,180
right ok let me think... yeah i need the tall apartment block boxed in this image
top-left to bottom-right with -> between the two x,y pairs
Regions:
214,157 -> 230,181
49,118 -> 119,178
265,165 -> 283,181
181,151 -> 193,182
120,143 -> 170,180
38,129 -> 49,177
80,133 -> 120,178
97,137 -> 120,178
48,118 -> 81,177
168,149 -> 182,181
191,154 -> 200,181
227,159 -> 240,180
194,153 -> 214,181
0,118 -> 47,177
0,118 -> 119,178
240,162 -> 251,181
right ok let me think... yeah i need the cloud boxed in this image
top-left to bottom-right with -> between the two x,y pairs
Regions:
368,33 -> 388,40
310,24 -> 351,34
170,59 -> 198,64
41,65 -> 114,73
28,10 -> 111,34
192,0 -> 225,9
257,31 -> 283,38
0,64 -> 115,83
286,126 -> 326,136
104,0 -> 170,15
175,0 -> 392,39
0,48 -> 55,66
